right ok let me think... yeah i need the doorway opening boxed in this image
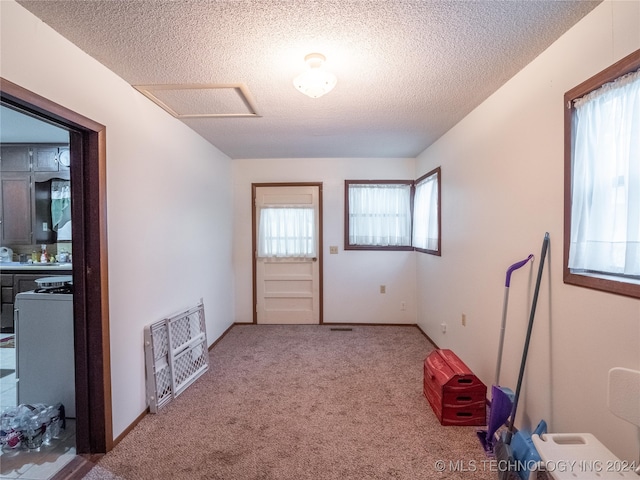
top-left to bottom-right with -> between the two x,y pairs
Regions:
1,78 -> 113,457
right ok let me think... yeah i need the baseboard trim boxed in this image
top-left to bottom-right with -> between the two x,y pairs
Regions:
113,407 -> 148,447
321,322 -> 418,327
208,322 -> 236,351
415,324 -> 439,349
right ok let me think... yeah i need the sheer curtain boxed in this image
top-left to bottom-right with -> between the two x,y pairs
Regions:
412,173 -> 438,251
569,68 -> 640,276
51,180 -> 71,231
258,207 -> 316,258
348,184 -> 411,246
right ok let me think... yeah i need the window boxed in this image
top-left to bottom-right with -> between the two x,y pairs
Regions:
345,181 -> 413,250
564,49 -> 640,298
413,167 -> 441,255
258,207 -> 316,257
344,170 -> 441,255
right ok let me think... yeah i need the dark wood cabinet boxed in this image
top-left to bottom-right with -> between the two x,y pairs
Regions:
13,273 -> 47,296
1,173 -> 33,245
0,143 -> 69,245
0,274 -> 13,332
0,145 -> 30,172
34,182 -> 55,244
33,146 -> 60,172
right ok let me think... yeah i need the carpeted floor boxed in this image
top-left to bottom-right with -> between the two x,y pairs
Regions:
83,325 -> 501,480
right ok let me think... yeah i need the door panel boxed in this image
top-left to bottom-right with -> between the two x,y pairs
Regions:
254,185 -> 320,324
1,173 -> 32,244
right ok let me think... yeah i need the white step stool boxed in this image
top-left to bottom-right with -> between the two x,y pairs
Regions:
533,433 -> 637,479
532,368 -> 640,479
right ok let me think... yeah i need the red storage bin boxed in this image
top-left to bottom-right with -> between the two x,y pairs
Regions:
423,349 -> 487,426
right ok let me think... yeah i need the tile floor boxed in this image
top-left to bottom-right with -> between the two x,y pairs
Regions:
0,342 -> 76,480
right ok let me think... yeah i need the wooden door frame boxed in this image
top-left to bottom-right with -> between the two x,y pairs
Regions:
1,78 -> 113,453
251,182 -> 323,324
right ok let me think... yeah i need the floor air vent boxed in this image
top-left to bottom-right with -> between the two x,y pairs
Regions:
144,302 -> 209,413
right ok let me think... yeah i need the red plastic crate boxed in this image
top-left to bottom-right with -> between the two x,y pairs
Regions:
423,349 -> 487,426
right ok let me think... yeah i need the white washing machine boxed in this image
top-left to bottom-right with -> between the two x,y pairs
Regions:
14,278 -> 75,417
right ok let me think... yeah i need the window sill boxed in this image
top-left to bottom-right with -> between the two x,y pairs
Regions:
564,269 -> 640,299
576,271 -> 640,286
415,247 -> 441,256
344,245 -> 415,252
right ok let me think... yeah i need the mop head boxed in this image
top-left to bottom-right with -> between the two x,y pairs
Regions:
477,385 -> 514,456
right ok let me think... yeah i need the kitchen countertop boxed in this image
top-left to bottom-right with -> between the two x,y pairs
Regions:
0,262 -> 73,271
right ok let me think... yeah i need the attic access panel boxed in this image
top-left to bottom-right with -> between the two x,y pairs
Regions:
133,83 -> 259,118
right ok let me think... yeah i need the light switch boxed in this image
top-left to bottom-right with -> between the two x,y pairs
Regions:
329,246 -> 339,254
42,222 -> 48,231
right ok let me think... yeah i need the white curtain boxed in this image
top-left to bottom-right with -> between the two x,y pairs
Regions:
258,207 -> 316,258
412,173 -> 439,251
348,184 -> 412,246
569,68 -> 640,276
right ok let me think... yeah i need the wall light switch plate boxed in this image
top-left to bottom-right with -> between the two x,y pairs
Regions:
329,246 -> 339,254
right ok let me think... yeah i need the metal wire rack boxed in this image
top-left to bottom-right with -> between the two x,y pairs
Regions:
144,302 -> 209,413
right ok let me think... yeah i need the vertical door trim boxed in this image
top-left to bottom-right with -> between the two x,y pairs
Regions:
251,182 -> 323,324
1,78 -> 113,453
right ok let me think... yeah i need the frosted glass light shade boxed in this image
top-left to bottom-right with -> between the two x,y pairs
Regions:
293,53 -> 337,98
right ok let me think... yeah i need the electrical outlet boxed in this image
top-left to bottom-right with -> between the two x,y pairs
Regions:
380,285 -> 386,294
441,323 -> 447,334
400,301 -> 406,311
461,313 -> 466,326
329,246 -> 338,254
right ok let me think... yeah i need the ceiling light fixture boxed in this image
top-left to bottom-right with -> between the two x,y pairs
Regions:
293,53 -> 337,99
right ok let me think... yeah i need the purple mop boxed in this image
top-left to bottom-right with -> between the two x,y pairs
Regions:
477,254 -> 533,456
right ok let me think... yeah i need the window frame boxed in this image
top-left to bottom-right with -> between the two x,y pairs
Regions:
344,171 -> 441,255
413,167 -> 441,256
563,48 -> 640,299
344,180 -> 415,251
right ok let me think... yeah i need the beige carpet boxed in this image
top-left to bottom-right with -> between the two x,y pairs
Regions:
83,325 -> 501,480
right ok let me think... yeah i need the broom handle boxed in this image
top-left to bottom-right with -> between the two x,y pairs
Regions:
495,254 -> 534,386
505,233 -> 549,443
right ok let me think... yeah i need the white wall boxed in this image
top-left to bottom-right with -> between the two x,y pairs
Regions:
232,158 -> 417,325
416,0 -> 640,462
1,1 -> 235,438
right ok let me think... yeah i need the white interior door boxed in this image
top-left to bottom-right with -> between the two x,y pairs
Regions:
255,185 -> 320,324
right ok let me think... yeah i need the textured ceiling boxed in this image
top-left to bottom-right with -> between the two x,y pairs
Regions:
16,0 -> 601,159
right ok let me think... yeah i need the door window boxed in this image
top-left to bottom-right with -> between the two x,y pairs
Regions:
258,207 -> 316,258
